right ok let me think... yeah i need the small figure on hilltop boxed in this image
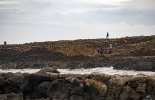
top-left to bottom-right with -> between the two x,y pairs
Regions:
4,41 -> 7,45
4,41 -> 7,52
106,32 -> 109,39
109,43 -> 112,54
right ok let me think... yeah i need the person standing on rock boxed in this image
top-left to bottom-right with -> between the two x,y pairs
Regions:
106,32 -> 109,39
97,45 -> 103,54
4,41 -> 7,52
109,43 -> 112,54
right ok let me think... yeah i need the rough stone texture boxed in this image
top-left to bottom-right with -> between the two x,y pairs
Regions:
0,36 -> 155,100
36,67 -> 60,75
20,74 -> 55,99
106,75 -> 129,100
0,73 -> 24,94
84,79 -> 107,99
0,74 -> 4,86
47,79 -> 67,99
37,81 -> 51,98
0,72 -> 155,100
70,95 -> 83,100
0,36 -> 155,71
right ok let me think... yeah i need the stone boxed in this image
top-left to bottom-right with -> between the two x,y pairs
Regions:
36,67 -> 60,75
0,73 -> 24,94
0,74 -> 4,85
0,94 -> 7,100
105,93 -> 114,100
70,85 -> 85,96
119,91 -> 129,100
7,92 -> 22,100
91,73 -> 111,83
20,74 -> 55,99
47,79 -> 67,99
70,95 -> 83,100
107,75 -> 127,99
66,76 -> 82,86
84,79 -> 107,99
37,81 -> 51,98
3,72 -> 14,80
129,91 -> 141,100
136,82 -> 146,93
147,78 -> 155,94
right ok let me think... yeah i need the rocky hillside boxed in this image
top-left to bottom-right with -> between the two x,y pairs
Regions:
0,35 -> 155,71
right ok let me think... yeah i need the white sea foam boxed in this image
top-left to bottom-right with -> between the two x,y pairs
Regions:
0,67 -> 155,76
0,69 -> 40,74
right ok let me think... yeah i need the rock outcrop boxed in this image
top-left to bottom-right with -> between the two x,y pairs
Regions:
0,36 -> 155,71
0,72 -> 155,100
36,67 -> 60,75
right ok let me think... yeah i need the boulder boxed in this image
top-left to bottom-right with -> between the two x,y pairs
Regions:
7,92 -> 22,100
47,79 -> 67,99
1,73 -> 24,94
47,77 -> 86,100
20,74 -> 55,99
66,76 -> 82,86
84,79 -> 107,99
70,95 -> 83,100
128,75 -> 148,94
7,73 -> 24,85
119,84 -> 141,100
147,78 -> 155,94
0,74 -> 4,86
3,72 -> 14,80
90,73 -> 111,83
0,93 -> 22,100
119,91 -> 129,100
0,94 -> 7,100
107,75 -> 128,99
66,76 -> 85,96
37,81 -> 51,98
36,67 -> 60,75
129,90 -> 141,100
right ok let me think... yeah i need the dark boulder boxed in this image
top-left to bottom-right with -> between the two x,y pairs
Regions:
84,79 -> 107,100
37,81 -> 51,98
0,73 -> 24,94
47,79 -> 68,99
20,74 -> 55,99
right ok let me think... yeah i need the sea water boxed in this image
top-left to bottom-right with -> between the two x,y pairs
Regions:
0,67 -> 155,76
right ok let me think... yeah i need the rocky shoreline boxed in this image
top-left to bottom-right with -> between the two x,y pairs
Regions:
0,56 -> 155,71
0,36 -> 155,71
0,67 -> 154,100
0,36 -> 155,100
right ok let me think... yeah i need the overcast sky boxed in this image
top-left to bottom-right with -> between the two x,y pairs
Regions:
0,0 -> 155,44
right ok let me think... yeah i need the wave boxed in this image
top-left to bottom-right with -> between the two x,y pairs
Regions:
0,67 -> 155,76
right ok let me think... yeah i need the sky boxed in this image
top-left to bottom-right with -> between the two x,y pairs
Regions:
0,0 -> 155,44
